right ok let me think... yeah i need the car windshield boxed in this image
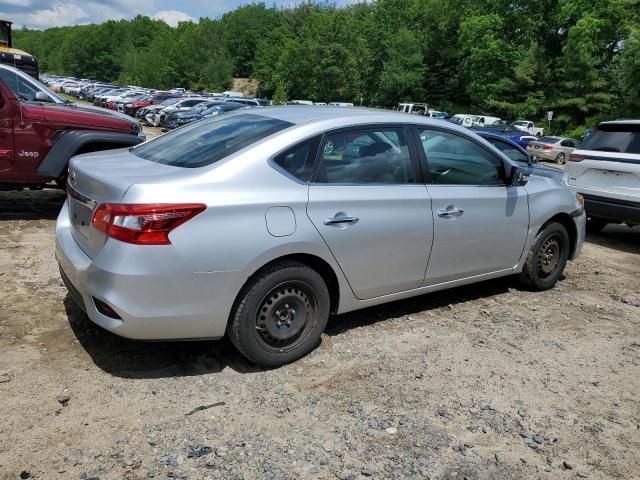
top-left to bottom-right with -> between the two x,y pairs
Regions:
538,136 -> 561,144
512,121 -> 528,127
161,98 -> 182,106
580,124 -> 640,154
0,67 -> 67,103
133,113 -> 293,168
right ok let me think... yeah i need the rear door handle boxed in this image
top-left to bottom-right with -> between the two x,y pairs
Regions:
437,206 -> 464,219
323,215 -> 359,226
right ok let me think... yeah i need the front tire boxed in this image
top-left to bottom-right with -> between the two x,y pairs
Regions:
228,261 -> 330,367
555,152 -> 566,165
518,222 -> 570,291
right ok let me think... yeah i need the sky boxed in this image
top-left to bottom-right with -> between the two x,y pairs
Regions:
0,0 -> 360,29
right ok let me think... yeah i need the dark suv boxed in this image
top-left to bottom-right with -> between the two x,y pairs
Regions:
0,65 -> 144,190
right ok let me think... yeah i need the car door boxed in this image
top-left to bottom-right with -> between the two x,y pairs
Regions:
307,125 -> 433,300
415,126 -> 529,285
0,81 -> 14,173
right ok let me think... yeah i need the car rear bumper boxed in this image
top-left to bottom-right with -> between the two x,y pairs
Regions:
55,202 -> 245,340
581,194 -> 640,224
528,150 -> 557,161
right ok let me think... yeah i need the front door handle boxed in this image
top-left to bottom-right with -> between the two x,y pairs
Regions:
437,206 -> 464,219
323,214 -> 359,226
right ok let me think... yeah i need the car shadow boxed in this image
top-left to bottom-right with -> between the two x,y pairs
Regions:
325,276 -> 514,335
586,224 -> 639,255
64,294 -> 265,378
0,188 -> 66,221
66,276 -> 518,379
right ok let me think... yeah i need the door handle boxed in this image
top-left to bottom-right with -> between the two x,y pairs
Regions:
323,215 -> 359,226
437,206 -> 464,219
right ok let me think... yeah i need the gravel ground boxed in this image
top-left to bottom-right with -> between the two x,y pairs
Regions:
0,186 -> 638,480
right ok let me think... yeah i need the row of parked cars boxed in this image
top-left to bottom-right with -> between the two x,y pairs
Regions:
43,75 -> 270,130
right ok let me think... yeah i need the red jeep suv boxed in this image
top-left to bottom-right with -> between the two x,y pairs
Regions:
0,65 -> 144,190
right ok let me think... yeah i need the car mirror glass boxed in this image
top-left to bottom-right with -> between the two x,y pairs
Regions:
511,166 -> 529,186
35,91 -> 51,102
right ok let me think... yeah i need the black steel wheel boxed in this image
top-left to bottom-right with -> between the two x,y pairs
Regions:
518,222 -> 570,291
228,260 -> 330,367
536,233 -> 563,280
255,281 -> 319,352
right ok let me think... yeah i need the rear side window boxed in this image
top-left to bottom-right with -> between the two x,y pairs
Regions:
272,139 -> 319,182
581,125 -> 640,154
133,113 -> 292,168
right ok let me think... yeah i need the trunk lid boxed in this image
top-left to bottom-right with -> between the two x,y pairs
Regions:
67,148 -> 186,258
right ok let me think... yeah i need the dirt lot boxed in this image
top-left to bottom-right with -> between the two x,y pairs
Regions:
0,187 -> 639,480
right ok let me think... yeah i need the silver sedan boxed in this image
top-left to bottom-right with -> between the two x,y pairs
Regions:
56,107 -> 586,366
526,136 -> 580,164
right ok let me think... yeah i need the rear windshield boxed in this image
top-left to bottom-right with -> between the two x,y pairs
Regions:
133,113 -> 293,168
581,124 -> 640,154
538,136 -> 561,144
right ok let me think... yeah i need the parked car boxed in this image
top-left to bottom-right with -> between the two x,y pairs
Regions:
56,106 -> 585,367
450,114 -> 474,126
566,119 -> 640,232
526,136 -> 579,165
146,98 -> 209,127
472,124 -> 537,149
512,120 -> 544,137
475,131 -> 563,182
396,103 -> 429,115
126,92 -> 180,117
136,97 -> 184,121
161,100 -> 219,128
428,111 -> 449,119
228,97 -> 270,106
110,93 -> 150,113
0,64 -> 144,190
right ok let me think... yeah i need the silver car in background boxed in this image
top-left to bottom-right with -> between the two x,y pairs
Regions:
56,107 -> 586,366
527,136 -> 580,165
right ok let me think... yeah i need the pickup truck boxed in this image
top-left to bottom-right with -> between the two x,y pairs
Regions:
0,64 -> 144,190
512,120 -> 544,137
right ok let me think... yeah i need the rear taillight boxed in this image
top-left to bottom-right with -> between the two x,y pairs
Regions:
569,154 -> 586,162
92,203 -> 206,245
543,145 -> 553,151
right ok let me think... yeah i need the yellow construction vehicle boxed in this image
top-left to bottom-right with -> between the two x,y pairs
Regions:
0,20 -> 38,79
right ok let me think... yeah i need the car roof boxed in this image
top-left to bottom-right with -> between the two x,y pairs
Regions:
247,105 -> 467,130
599,119 -> 640,126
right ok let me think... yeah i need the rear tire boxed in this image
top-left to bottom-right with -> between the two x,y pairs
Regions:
586,217 -> 608,233
228,261 -> 330,367
518,222 -> 570,291
555,152 -> 566,165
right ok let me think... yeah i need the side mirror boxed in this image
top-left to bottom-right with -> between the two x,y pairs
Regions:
511,166 -> 529,186
35,91 -> 51,102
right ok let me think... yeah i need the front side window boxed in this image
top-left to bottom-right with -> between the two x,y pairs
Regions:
315,128 -> 414,184
486,138 -> 529,164
0,68 -> 64,103
133,113 -> 292,168
418,128 -> 505,185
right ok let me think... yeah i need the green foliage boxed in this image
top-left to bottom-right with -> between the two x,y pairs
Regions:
12,0 -> 640,133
